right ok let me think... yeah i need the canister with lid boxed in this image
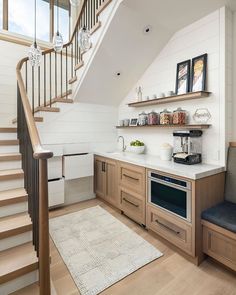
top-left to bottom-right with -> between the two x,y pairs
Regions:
160,109 -> 172,125
148,110 -> 159,125
173,107 -> 187,125
138,111 -> 148,126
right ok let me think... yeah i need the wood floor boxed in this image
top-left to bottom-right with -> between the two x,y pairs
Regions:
14,198 -> 236,295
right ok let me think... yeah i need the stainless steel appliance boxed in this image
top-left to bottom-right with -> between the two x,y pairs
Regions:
173,130 -> 202,165
148,171 -> 192,222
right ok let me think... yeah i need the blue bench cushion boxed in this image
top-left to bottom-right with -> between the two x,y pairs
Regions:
202,201 -> 236,233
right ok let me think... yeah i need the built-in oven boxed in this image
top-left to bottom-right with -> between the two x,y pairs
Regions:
148,171 -> 192,222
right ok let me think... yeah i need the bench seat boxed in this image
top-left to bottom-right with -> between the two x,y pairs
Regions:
201,201 -> 236,233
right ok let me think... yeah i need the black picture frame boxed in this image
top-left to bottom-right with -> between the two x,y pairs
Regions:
191,53 -> 207,92
130,118 -> 138,126
175,60 -> 191,95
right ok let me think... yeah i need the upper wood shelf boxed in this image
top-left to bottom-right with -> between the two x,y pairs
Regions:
116,124 -> 211,130
128,91 -> 211,107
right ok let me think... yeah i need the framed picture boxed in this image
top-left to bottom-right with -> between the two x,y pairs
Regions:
175,60 -> 191,95
130,118 -> 138,126
191,53 -> 207,92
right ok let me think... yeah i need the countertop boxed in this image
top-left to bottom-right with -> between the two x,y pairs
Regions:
94,151 -> 225,180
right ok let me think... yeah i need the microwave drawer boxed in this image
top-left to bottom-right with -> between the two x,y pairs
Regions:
119,163 -> 145,196
120,188 -> 145,225
147,205 -> 194,256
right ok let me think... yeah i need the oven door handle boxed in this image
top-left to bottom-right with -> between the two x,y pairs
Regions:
149,176 -> 190,191
155,219 -> 180,235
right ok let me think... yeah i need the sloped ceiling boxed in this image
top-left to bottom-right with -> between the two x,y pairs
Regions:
75,0 -> 236,106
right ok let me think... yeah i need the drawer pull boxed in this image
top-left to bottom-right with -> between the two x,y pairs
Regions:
123,197 -> 139,207
155,219 -> 180,235
123,174 -> 139,181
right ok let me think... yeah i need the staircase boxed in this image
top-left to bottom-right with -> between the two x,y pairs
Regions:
0,128 -> 38,295
0,1 -> 114,294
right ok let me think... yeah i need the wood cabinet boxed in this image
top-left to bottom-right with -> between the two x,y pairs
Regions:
94,156 -> 119,208
147,204 -> 194,256
202,220 -> 236,271
118,162 -> 146,225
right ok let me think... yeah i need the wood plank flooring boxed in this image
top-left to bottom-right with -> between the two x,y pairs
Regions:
13,198 -> 236,295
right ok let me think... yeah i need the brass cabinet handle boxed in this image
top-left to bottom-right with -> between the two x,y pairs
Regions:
123,197 -> 139,208
155,219 -> 180,235
123,174 -> 139,181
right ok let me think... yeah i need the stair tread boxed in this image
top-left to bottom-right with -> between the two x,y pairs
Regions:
0,212 -> 32,237
0,188 -> 27,206
0,168 -> 24,177
0,153 -> 21,161
0,242 -> 38,284
34,106 -> 60,113
12,117 -> 43,124
0,128 -> 17,133
0,140 -> 19,146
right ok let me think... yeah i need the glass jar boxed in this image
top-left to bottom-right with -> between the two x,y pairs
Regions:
138,111 -> 148,126
160,109 -> 172,125
173,107 -> 187,125
148,111 -> 159,125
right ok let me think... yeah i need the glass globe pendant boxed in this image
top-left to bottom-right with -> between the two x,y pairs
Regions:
53,31 -> 63,52
78,26 -> 91,52
29,42 -> 42,67
53,0 -> 63,53
28,0 -> 42,67
70,0 -> 80,6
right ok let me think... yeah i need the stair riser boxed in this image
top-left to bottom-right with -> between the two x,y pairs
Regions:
0,146 -> 19,153
0,160 -> 21,170
0,133 -> 17,140
0,270 -> 38,295
0,178 -> 24,191
0,201 -> 28,218
0,231 -> 32,251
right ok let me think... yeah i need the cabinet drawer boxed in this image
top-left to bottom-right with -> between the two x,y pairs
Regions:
63,154 -> 94,180
48,179 -> 65,208
147,205 -> 193,256
120,188 -> 145,225
48,157 -> 62,180
202,221 -> 236,271
119,163 -> 145,196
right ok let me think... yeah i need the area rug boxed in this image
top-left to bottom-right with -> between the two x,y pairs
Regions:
50,206 -> 163,295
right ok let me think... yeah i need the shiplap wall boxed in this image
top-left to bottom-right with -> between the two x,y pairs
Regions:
0,41 -> 29,126
118,8 -> 230,166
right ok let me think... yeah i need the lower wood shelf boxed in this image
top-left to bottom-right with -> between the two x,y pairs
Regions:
116,124 -> 211,130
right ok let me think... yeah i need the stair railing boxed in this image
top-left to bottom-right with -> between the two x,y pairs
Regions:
16,1 -> 110,294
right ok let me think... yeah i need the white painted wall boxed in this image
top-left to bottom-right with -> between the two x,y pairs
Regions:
118,8 -> 230,166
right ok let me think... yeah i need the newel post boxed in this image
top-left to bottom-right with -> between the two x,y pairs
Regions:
39,159 -> 51,295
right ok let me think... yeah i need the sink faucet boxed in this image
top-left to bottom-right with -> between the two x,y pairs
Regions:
117,136 -> 126,152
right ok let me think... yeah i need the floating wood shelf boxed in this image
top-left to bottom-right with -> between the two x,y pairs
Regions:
128,91 -> 211,107
116,124 -> 211,130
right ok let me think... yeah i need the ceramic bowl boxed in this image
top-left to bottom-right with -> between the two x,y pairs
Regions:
129,145 -> 145,154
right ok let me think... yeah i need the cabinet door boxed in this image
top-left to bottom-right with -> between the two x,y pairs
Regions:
94,158 -> 106,199
105,159 -> 119,208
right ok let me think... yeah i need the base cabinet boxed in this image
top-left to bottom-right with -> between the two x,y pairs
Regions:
202,221 -> 236,271
147,205 -> 194,256
94,156 -> 119,208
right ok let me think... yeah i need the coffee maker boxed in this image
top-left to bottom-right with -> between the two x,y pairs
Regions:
173,130 -> 202,165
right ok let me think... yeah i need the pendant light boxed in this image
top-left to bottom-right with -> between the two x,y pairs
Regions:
78,25 -> 91,52
53,0 -> 63,52
70,0 -> 80,6
28,0 -> 42,67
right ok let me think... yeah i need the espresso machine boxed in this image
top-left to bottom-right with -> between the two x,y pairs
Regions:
173,130 -> 202,165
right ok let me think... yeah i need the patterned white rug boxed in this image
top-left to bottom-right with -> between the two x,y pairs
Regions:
50,206 -> 163,295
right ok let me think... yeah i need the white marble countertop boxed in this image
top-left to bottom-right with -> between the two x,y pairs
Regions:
94,151 -> 225,180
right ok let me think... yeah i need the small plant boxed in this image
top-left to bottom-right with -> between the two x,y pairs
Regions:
130,140 -> 144,147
